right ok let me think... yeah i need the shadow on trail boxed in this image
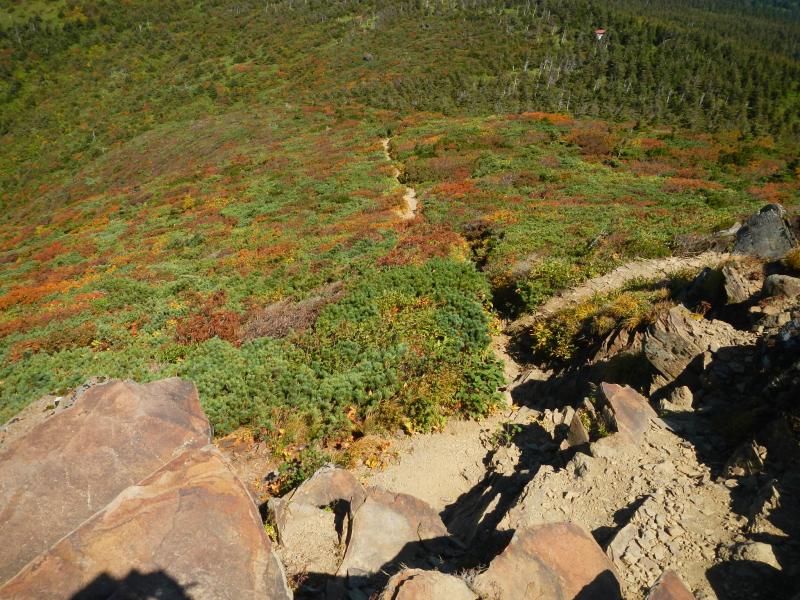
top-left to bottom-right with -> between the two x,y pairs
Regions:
441,420 -> 562,568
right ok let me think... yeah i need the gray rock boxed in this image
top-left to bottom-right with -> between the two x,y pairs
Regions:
733,204 -> 798,259
644,305 -> 755,393
722,263 -> 760,304
763,274 -> 800,299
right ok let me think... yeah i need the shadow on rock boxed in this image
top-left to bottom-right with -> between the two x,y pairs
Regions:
70,570 -> 194,600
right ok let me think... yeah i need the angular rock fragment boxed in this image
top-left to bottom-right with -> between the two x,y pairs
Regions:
336,487 -> 452,588
763,274 -> 800,299
646,570 -> 695,600
659,385 -> 694,413
643,305 -> 755,393
269,466 -> 367,577
567,412 -> 590,447
599,382 -> 659,444
0,378 -> 211,584
379,569 -> 477,600
473,522 -> 622,599
0,447 -> 292,600
721,262 -> 760,304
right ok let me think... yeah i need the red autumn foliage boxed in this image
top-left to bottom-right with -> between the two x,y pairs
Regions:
9,321 -> 98,362
175,291 -> 242,345
32,241 -> 68,263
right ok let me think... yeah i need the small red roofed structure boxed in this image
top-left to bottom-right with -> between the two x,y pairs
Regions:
595,28 -> 606,40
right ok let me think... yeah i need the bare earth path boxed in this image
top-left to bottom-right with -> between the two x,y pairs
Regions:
508,251 -> 731,333
381,138 -> 418,220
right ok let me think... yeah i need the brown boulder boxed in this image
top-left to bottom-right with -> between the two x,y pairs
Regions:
0,447 -> 291,600
336,487 -> 451,587
646,570 -> 695,600
0,379 -> 211,584
473,522 -> 622,599
380,569 -> 476,600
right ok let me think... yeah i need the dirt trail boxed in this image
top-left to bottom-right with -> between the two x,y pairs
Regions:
381,138 -> 418,220
509,251 -> 731,333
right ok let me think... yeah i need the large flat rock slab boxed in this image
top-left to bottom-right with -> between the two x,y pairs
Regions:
473,522 -> 623,600
600,382 -> 659,444
0,378 -> 211,584
0,447 -> 291,600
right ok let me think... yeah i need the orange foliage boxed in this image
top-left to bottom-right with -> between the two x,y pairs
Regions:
8,322 -> 97,362
432,180 -> 477,198
662,178 -> 723,193
517,112 -> 574,127
747,182 -> 797,203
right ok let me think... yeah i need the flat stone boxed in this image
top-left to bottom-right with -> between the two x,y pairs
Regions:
600,383 -> 659,444
646,569 -> 696,600
379,569 -> 477,600
0,447 -> 292,600
474,522 -> 623,599
0,378 -> 211,585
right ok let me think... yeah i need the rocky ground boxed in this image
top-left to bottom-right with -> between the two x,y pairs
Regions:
0,203 -> 797,600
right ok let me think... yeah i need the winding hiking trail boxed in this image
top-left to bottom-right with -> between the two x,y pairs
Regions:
382,138 -> 418,220
508,251 -> 731,334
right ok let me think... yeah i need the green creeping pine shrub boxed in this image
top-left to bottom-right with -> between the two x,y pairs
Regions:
172,258 -> 503,439
455,353 -> 505,418
516,258 -> 579,311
